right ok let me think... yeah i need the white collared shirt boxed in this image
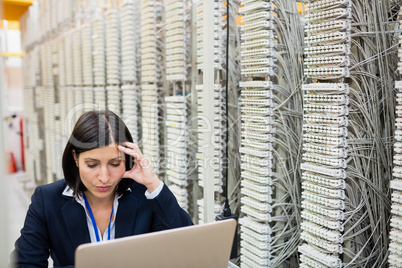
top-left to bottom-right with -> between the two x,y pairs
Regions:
62,182 -> 164,243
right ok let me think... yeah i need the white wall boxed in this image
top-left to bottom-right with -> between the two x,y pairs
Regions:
1,29 -> 24,171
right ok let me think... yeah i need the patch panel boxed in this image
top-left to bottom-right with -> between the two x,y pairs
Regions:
242,140 -> 274,151
390,230 -> 402,242
301,221 -> 343,243
242,122 -> 275,133
241,226 -> 272,243
242,132 -> 274,142
304,104 -> 348,116
390,242 -> 402,256
241,90 -> 273,99
394,167 -> 402,180
302,181 -> 345,199
241,67 -> 276,76
304,44 -> 348,56
239,81 -> 273,88
392,191 -> 402,203
303,153 -> 346,168
241,58 -> 276,67
242,10 -> 273,22
241,171 -> 274,185
303,124 -> 348,137
396,118 -> 402,128
241,205 -> 272,222
302,83 -> 349,92
305,0 -> 351,13
241,187 -> 273,203
304,94 -> 349,105
395,154 -> 402,166
303,134 -> 347,147
239,216 -> 272,234
304,114 -> 348,126
241,98 -> 273,107
301,200 -> 344,220
305,67 -> 349,78
302,191 -> 345,210
302,172 -> 346,189
240,238 -> 272,257
303,143 -> 347,158
241,30 -> 275,41
241,48 -> 274,57
240,146 -> 273,158
305,20 -> 350,34
395,80 -> 402,89
299,244 -> 342,267
240,153 -> 273,166
241,162 -> 273,176
300,255 -> 328,268
241,39 -> 277,49
241,180 -> 273,195
241,248 -> 272,267
241,106 -> 274,116
389,254 -> 402,267
305,8 -> 351,23
301,210 -> 343,231
304,56 -> 349,67
241,196 -> 272,213
239,2 -> 275,14
396,93 -> 402,104
305,31 -> 347,45
391,216 -> 402,231
241,253 -> 271,268
300,232 -> 342,253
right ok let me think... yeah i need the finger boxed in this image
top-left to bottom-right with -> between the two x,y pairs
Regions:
121,170 -> 131,179
121,142 -> 144,157
118,144 -> 142,161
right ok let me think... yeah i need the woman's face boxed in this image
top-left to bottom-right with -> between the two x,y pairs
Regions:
74,143 -> 126,202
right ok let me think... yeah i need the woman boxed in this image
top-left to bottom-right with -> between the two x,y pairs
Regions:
13,110 -> 193,267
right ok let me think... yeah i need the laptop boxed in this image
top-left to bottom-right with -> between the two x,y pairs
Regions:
75,219 -> 237,268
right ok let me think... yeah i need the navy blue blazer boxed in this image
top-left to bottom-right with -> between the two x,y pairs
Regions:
13,179 -> 193,268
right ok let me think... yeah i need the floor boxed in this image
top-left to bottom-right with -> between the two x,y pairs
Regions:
5,171 -> 31,256
5,172 -> 57,267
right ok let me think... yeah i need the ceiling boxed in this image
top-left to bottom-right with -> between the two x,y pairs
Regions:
3,0 -> 33,28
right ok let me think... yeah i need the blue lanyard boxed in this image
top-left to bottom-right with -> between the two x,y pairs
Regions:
82,193 -> 114,242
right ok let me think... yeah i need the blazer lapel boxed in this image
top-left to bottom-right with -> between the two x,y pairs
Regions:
61,199 -> 91,248
115,193 -> 138,238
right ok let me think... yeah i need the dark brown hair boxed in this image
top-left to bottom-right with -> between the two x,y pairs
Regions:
62,110 -> 133,195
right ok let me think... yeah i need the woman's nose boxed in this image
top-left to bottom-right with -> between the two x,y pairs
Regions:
98,166 -> 110,183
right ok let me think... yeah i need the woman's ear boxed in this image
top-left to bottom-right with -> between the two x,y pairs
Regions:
72,150 -> 78,167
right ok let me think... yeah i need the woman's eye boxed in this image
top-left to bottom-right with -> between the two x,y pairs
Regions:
87,164 -> 97,168
110,163 -> 121,167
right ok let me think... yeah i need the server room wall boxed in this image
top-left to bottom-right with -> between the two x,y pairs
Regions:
18,0 -> 402,267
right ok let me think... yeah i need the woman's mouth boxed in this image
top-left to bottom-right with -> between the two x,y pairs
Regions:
96,186 -> 111,192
